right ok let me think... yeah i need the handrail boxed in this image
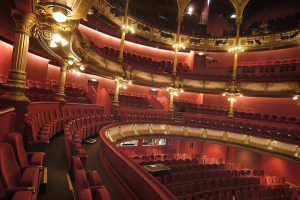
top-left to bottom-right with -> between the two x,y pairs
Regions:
100,123 -> 176,200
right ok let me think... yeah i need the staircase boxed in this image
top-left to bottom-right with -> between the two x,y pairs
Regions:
174,107 -> 184,124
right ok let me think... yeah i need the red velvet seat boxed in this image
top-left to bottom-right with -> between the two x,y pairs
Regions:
0,143 -> 39,200
7,133 -> 43,168
65,137 -> 88,175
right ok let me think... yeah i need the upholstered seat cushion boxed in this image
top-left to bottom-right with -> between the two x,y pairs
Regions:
29,153 -> 43,166
11,191 -> 32,200
19,167 -> 39,188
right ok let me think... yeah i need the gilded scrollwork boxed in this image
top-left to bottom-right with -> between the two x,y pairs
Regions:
198,80 -> 210,88
281,82 -> 300,92
101,58 -> 110,69
259,83 -> 275,91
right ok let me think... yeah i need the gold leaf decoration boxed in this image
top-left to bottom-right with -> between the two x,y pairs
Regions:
198,81 -> 210,88
259,83 -> 275,91
101,58 -> 109,69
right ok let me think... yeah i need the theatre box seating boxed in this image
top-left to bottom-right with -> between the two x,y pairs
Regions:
107,89 -> 153,109
24,79 -> 90,103
120,147 -> 296,200
91,42 -> 191,75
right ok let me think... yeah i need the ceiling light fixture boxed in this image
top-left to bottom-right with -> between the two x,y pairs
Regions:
50,40 -> 57,47
53,9 -> 68,23
72,69 -> 76,74
128,80 -> 132,85
293,96 -> 298,100
53,33 -> 62,42
80,66 -> 85,71
61,38 -> 69,46
68,60 -> 74,65
77,71 -> 81,76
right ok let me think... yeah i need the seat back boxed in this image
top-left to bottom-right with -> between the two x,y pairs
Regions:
7,132 -> 29,167
0,143 -> 21,188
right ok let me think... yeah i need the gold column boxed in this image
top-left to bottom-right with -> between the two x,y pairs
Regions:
168,89 -> 174,111
173,14 -> 184,75
228,94 -> 235,118
55,62 -> 68,102
112,79 -> 120,106
173,47 -> 179,75
1,9 -> 37,101
232,17 -> 242,80
118,0 -> 130,61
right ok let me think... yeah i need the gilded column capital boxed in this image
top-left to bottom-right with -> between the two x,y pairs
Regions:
235,16 -> 243,27
177,13 -> 184,24
11,9 -> 37,36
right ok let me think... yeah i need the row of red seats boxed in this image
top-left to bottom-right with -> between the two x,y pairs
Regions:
91,42 -> 190,75
184,111 -> 299,125
0,132 -> 45,200
73,157 -> 111,200
184,116 -> 300,144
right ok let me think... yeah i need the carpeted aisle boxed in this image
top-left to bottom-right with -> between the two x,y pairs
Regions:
83,136 -> 126,200
37,133 -> 74,200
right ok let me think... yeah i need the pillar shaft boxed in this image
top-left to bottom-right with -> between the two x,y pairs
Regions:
228,95 -> 235,118
172,15 -> 183,75
168,89 -> 174,111
232,53 -> 238,80
173,48 -> 179,75
1,9 -> 37,101
55,63 -> 68,102
113,80 -> 120,106
118,32 -> 126,60
232,18 -> 242,80
118,0 -> 130,61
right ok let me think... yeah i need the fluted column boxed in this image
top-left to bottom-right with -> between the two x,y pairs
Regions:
232,17 -> 242,80
228,94 -> 235,118
55,62 -> 68,102
168,89 -> 174,111
118,0 -> 130,61
1,9 -> 37,101
112,79 -> 120,106
173,14 -> 184,75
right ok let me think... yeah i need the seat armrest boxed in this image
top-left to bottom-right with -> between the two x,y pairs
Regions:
11,191 -> 32,200
4,187 -> 36,199
19,168 -> 40,188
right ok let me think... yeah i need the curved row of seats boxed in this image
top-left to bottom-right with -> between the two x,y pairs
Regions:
91,41 -> 191,75
26,105 -> 111,199
91,41 -> 300,81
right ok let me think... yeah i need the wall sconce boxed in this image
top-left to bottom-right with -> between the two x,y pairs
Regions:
122,25 -> 134,33
50,33 -> 69,48
173,44 -> 185,50
228,46 -> 244,54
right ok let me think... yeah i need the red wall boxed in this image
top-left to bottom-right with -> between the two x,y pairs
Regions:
260,154 -> 300,187
0,40 -> 13,76
203,94 -> 300,118
234,148 -> 261,170
78,25 -> 190,63
202,143 -> 227,161
179,140 -> 202,155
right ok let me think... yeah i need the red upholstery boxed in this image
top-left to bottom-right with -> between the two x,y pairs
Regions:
7,133 -> 43,167
0,143 -> 39,200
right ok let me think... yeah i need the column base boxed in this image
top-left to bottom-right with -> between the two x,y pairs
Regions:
0,93 -> 29,101
168,107 -> 173,111
112,101 -> 119,106
54,93 -> 66,102
118,57 -> 123,61
228,114 -> 234,118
